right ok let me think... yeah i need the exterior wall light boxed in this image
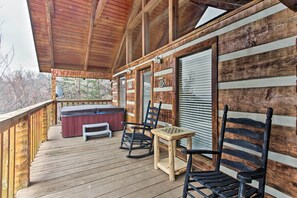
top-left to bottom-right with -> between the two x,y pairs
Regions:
153,55 -> 163,64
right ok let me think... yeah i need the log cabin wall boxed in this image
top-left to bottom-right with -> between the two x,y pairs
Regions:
112,79 -> 118,106
113,0 -> 297,196
126,70 -> 137,123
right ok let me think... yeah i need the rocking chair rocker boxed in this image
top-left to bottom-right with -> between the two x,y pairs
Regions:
120,100 -> 162,158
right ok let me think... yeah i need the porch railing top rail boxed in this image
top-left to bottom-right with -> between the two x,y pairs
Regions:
0,100 -> 54,132
56,99 -> 112,103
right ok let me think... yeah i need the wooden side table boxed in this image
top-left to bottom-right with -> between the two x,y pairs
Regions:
151,126 -> 195,181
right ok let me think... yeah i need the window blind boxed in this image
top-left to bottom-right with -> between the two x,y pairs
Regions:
179,49 -> 212,151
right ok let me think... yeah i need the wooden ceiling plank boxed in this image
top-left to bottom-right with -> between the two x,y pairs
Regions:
84,0 -> 97,71
45,0 -> 55,68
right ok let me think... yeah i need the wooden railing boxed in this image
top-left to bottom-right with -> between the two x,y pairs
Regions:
56,99 -> 112,123
0,100 -> 55,197
0,99 -> 112,197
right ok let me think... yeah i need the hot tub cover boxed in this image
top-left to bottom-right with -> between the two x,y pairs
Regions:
61,105 -> 125,117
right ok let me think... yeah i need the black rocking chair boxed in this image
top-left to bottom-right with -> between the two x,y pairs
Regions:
183,105 -> 273,198
120,100 -> 162,158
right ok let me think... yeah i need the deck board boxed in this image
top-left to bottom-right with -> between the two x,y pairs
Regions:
16,125 -> 187,198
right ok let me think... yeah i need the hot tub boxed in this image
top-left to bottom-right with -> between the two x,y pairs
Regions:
61,105 -> 125,138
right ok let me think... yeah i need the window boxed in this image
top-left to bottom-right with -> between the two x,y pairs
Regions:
142,70 -> 152,121
179,49 -> 213,150
119,77 -> 126,108
196,7 -> 227,28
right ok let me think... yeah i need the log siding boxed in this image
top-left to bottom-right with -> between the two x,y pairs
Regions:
113,1 -> 297,196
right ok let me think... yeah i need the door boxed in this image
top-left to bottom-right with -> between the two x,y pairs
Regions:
140,69 -> 152,122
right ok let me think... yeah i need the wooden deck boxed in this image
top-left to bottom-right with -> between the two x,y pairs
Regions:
16,125 -> 185,198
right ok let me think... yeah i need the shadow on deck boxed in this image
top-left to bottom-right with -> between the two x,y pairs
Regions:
16,125 -> 185,198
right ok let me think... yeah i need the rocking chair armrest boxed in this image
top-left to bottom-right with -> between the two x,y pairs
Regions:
182,149 -> 220,155
122,121 -> 144,126
237,168 -> 265,183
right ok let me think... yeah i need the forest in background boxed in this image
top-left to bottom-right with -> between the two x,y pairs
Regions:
56,77 -> 112,100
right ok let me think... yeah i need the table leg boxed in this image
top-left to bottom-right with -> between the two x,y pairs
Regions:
173,140 -> 176,157
154,135 -> 160,170
187,137 -> 192,162
168,140 -> 175,181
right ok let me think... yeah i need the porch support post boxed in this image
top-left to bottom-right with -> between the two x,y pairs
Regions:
142,0 -> 150,56
169,0 -> 178,42
126,30 -> 132,64
51,73 -> 57,125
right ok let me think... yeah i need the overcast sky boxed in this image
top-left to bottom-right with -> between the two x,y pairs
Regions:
0,0 -> 39,72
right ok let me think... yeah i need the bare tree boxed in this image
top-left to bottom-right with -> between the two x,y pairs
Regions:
56,77 -> 112,100
0,69 -> 51,113
0,21 -> 15,78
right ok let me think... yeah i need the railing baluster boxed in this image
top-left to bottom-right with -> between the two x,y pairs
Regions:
8,126 -> 14,198
0,132 -> 3,197
15,118 -> 29,192
11,125 -> 16,197
0,133 -> 3,198
2,130 -> 9,198
0,100 -> 52,197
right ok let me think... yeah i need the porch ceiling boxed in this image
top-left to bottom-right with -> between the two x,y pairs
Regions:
27,0 -> 252,75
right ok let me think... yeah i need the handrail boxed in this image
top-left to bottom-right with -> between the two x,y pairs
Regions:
56,99 -> 112,103
0,99 -> 113,197
0,100 -> 54,133
0,100 -> 55,197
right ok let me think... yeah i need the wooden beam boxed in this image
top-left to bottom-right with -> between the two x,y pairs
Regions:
111,31 -> 127,73
84,0 -> 97,71
143,0 -> 160,12
51,74 -> 56,100
94,0 -> 107,25
47,0 -> 55,17
128,0 -> 160,30
112,1 -> 141,72
128,13 -> 142,30
51,69 -> 112,79
128,1 -> 142,22
169,0 -> 179,42
54,62 -> 110,72
126,30 -> 133,64
142,0 -> 150,56
150,0 -> 187,28
189,0 -> 248,10
45,0 -> 55,68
